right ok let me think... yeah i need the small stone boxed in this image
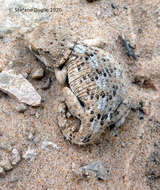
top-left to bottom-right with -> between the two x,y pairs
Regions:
157,18 -> 160,27
0,167 -> 5,177
41,138 -> 60,151
81,161 -> 110,180
0,142 -> 12,152
0,70 -> 41,106
32,135 -> 40,145
16,103 -> 27,113
145,144 -> 160,189
22,148 -> 37,161
82,38 -> 106,49
31,68 -> 44,79
23,124 -> 37,143
0,158 -> 13,171
121,141 -> 126,148
11,149 -> 21,166
7,61 -> 14,68
111,3 -> 118,9
28,132 -> 34,141
41,78 -> 51,90
35,111 -> 40,119
21,72 -> 28,79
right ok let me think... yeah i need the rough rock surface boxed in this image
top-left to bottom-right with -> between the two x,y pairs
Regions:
0,167 -> 5,177
41,138 -> 60,151
15,103 -> 27,113
81,161 -> 110,180
22,148 -> 38,161
0,159 -> 13,171
11,149 -> 21,166
0,0 -> 160,190
0,70 -> 41,106
31,67 -> 44,80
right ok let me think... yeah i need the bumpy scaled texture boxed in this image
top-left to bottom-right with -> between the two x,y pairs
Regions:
57,43 -> 130,145
26,23 -> 131,145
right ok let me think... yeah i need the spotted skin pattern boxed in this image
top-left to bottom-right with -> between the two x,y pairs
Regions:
26,23 -> 130,145
58,42 -> 130,144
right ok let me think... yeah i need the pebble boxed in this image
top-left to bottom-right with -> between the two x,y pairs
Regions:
41,78 -> 51,90
157,16 -> 160,27
111,3 -> 118,9
0,70 -> 41,106
16,103 -> 27,113
21,72 -> 28,79
82,38 -> 106,49
0,159 -> 13,171
32,135 -> 40,145
35,111 -> 40,119
31,68 -> 44,79
80,161 -> 110,180
0,167 -> 5,177
0,142 -> 12,152
27,132 -> 35,141
11,149 -> 21,166
41,138 -> 60,151
22,148 -> 38,161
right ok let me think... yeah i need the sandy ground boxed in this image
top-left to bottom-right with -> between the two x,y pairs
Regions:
0,0 -> 160,189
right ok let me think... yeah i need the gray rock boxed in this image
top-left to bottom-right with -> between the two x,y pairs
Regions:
41,138 -> 60,151
22,148 -> 37,161
0,142 -> 12,152
21,72 -> 28,79
0,70 -> 41,106
0,158 -> 13,171
32,135 -> 40,145
0,167 -> 5,177
16,103 -> 27,113
81,161 -> 110,180
31,68 -> 44,79
41,78 -> 51,90
27,132 -> 35,141
158,16 -> 160,27
26,131 -> 40,145
11,149 -> 21,166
